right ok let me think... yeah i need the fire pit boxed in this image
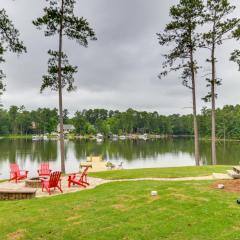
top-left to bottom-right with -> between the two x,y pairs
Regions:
25,177 -> 48,188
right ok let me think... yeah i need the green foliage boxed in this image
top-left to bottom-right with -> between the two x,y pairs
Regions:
63,109 -> 69,123
202,0 -> 239,100
33,0 -> 96,92
32,0 -> 96,43
230,19 -> 240,70
72,108 -> 174,136
0,9 -> 26,53
0,108 -> 9,134
157,0 -> 204,87
31,107 -> 58,134
41,50 -> 77,92
0,8 -> 26,100
73,111 -> 95,134
203,0 -> 238,46
0,106 -> 59,135
230,49 -> 240,70
2,104 -> 240,138
68,104 -> 240,139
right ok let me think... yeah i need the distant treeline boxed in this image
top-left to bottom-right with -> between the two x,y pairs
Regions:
0,105 -> 239,139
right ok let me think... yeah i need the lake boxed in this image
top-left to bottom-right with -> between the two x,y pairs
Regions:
0,138 -> 238,179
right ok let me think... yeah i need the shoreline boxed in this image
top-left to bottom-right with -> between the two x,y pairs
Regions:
1,134 -> 240,142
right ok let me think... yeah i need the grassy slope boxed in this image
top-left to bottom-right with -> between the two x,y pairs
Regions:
89,165 -> 231,180
1,134 -> 32,139
0,180 -> 240,240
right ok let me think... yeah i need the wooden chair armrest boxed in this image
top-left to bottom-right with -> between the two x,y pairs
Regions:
40,178 -> 48,183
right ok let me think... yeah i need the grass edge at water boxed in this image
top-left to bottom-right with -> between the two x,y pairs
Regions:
89,165 -> 231,179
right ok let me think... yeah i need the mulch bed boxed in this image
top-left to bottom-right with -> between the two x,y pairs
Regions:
212,179 -> 240,193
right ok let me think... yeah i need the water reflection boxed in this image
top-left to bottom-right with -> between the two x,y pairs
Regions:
0,138 -> 238,179
0,139 -> 58,163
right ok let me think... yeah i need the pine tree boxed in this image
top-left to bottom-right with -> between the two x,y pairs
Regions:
157,0 -> 204,165
33,0 -> 96,172
202,0 -> 239,164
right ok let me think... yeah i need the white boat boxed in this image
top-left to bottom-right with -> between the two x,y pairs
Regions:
139,134 -> 148,140
96,133 -> 104,139
32,135 -> 42,141
96,138 -> 103,143
43,135 -> 48,141
119,135 -> 126,140
49,132 -> 59,140
96,133 -> 104,142
112,134 -> 118,141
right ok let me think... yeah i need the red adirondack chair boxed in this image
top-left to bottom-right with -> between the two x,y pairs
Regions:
37,162 -> 52,176
41,171 -> 63,195
9,163 -> 28,183
68,166 -> 90,188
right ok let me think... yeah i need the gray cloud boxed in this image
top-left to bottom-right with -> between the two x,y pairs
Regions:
1,0 -> 240,115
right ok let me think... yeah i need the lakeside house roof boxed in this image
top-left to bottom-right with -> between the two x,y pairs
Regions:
57,124 -> 75,131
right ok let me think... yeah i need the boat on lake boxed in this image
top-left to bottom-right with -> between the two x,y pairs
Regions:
139,134 -> 148,140
43,135 -> 48,141
119,135 -> 126,140
32,135 -> 42,141
111,134 -> 119,141
96,133 -> 103,143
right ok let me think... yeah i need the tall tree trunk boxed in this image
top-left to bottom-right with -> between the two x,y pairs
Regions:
211,44 -> 217,165
190,49 -> 200,166
58,0 -> 65,173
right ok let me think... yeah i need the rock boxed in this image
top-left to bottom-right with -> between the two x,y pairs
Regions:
151,191 -> 158,196
217,184 -> 224,189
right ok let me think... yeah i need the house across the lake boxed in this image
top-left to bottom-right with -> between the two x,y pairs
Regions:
57,124 -> 75,133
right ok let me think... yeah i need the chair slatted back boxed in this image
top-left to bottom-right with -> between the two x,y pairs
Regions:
80,166 -> 89,181
82,166 -> 89,177
49,171 -> 61,188
10,163 -> 20,176
39,163 -> 50,175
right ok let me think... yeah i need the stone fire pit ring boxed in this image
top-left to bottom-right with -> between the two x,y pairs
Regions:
25,177 -> 49,188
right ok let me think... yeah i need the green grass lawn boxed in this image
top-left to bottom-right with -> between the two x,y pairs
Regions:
89,165 -> 231,179
1,134 -> 33,139
0,180 -> 240,240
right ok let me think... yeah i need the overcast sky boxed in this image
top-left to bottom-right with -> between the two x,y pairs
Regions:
1,0 -> 240,115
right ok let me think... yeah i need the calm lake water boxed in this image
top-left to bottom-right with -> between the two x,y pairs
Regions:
0,138 -> 238,179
